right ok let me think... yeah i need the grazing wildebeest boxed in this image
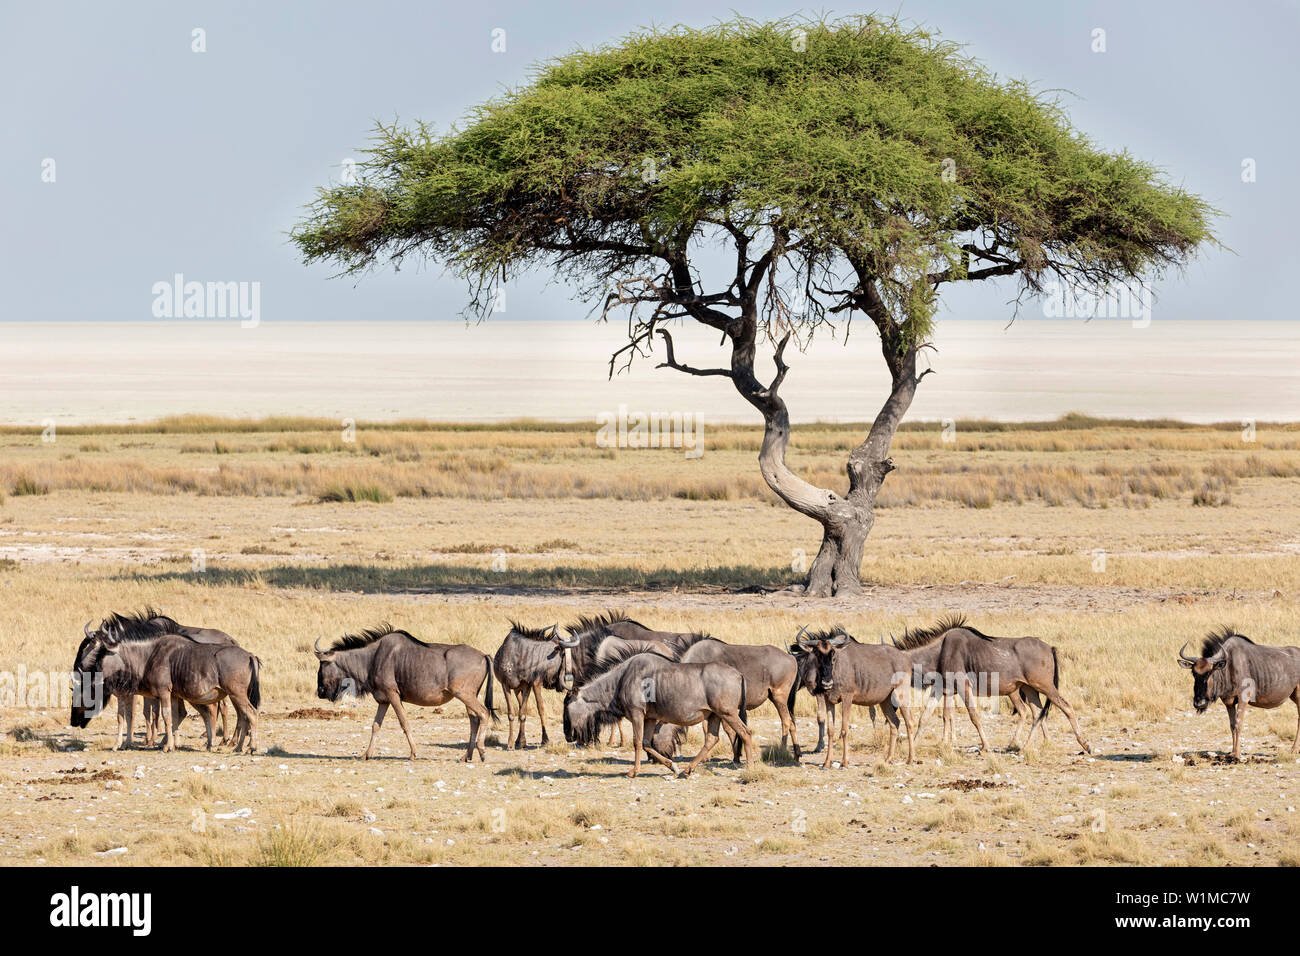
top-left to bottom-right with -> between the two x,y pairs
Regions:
136,635 -> 262,752
564,650 -> 754,777
493,621 -> 565,748
919,616 -> 1092,754
314,624 -> 495,762
647,632 -> 801,758
70,612 -> 238,750
1178,627 -> 1300,761
550,612 -> 675,746
794,626 -> 917,767
892,618 -> 1045,748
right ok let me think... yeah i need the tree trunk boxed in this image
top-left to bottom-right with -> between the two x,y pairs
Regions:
790,347 -> 922,597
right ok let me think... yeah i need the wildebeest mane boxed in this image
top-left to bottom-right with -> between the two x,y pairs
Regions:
102,606 -> 179,642
508,620 -> 557,642
663,631 -> 717,656
1201,625 -> 1251,658
587,641 -> 666,678
330,623 -> 429,651
564,610 -> 646,641
801,626 -> 860,644
895,614 -> 969,650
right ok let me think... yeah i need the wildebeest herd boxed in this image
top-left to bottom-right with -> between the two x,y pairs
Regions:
66,609 -> 1300,773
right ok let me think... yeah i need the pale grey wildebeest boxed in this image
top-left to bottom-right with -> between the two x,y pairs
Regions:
136,635 -> 261,752
892,617 -> 1045,748
564,649 -> 754,777
550,611 -> 676,746
1178,626 -> 1300,761
493,621 -> 566,748
640,631 -> 801,758
909,615 -> 1092,754
69,611 -> 240,750
111,609 -> 239,746
314,624 -> 495,762
793,626 -> 917,767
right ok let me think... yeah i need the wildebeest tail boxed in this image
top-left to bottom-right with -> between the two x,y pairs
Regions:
248,655 -> 262,710
481,655 -> 497,721
730,676 -> 749,762
786,679 -> 799,719
1030,647 -> 1059,734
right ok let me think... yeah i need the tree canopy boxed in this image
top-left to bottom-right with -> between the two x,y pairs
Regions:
293,14 -> 1214,350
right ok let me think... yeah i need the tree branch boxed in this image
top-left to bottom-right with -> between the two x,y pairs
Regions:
655,329 -> 733,378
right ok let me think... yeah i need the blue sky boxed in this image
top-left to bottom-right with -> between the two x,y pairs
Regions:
3,0 -> 1296,323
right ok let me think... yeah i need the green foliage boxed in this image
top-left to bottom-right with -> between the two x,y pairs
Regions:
293,15 -> 1215,349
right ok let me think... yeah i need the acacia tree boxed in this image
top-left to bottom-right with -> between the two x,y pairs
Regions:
293,16 -> 1214,596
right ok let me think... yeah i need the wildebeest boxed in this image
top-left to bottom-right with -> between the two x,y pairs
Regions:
906,616 -> 1092,754
893,618 -> 1046,748
493,621 -> 565,748
549,611 -> 676,746
70,610 -> 239,750
645,632 -> 801,758
104,609 -> 240,746
564,649 -> 754,777
794,626 -> 917,767
788,642 -> 835,753
314,624 -> 495,762
136,635 -> 261,752
1178,627 -> 1300,761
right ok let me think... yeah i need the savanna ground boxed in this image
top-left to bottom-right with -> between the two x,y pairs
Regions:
1,415 -> 1299,867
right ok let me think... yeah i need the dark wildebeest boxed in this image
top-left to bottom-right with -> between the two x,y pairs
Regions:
314,624 -> 495,762
564,650 -> 754,777
493,621 -> 565,748
1178,627 -> 1300,761
645,631 -> 801,759
794,626 -> 917,767
136,635 -> 261,752
70,611 -> 238,750
892,617 -> 1046,748
917,616 -> 1091,754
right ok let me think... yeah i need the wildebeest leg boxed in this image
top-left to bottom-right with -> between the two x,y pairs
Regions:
216,699 -> 230,745
532,680 -> 550,745
363,702 -> 389,760
455,689 -> 491,762
1039,684 -> 1092,754
812,696 -> 827,753
1292,689 -> 1300,753
1229,700 -> 1243,761
113,696 -> 130,750
880,698 -> 899,762
502,687 -> 518,749
1008,689 -> 1032,749
387,697 -> 418,759
141,698 -> 155,747
839,702 -> 852,768
772,687 -> 800,758
509,686 -> 525,749
680,715 -> 721,777
720,711 -> 754,768
628,712 -> 644,777
942,688 -> 955,747
960,676 -> 989,753
227,694 -> 256,754
899,699 -> 917,764
200,705 -> 214,751
159,690 -> 176,752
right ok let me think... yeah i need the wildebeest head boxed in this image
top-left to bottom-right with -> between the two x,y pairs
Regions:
69,620 -> 116,727
563,686 -> 618,748
1177,635 -> 1231,712
794,625 -> 850,691
548,627 -> 580,692
313,635 -> 352,702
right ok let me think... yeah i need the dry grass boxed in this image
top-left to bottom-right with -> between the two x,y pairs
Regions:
0,416 -> 1298,866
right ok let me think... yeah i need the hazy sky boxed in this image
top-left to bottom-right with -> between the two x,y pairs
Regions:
3,0 -> 1296,324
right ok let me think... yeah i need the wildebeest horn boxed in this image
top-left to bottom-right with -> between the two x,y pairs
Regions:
84,620 -> 94,639
314,635 -> 326,653
102,623 -> 121,646
1177,641 -> 1197,663
794,624 -> 813,645
557,632 -> 580,648
833,623 -> 850,637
